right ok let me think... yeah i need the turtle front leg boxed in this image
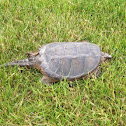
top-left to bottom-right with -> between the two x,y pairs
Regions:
90,66 -> 101,78
41,75 -> 55,86
95,66 -> 101,77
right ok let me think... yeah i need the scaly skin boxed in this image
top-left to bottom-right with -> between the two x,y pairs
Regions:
0,52 -> 40,68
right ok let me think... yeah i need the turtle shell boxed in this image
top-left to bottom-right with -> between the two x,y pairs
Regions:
39,42 -> 101,80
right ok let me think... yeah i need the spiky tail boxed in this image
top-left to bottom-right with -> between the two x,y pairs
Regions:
0,58 -> 36,67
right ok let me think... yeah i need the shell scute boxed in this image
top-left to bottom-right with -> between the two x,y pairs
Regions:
56,58 -> 72,77
49,58 -> 60,72
69,57 -> 85,77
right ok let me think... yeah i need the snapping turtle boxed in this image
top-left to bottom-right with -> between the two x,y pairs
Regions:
0,41 -> 112,85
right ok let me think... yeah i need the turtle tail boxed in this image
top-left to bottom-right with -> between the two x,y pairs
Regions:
0,58 -> 37,67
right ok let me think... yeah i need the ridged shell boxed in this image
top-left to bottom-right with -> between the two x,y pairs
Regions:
39,42 -> 101,80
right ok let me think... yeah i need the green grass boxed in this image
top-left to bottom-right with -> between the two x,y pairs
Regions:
0,0 -> 125,125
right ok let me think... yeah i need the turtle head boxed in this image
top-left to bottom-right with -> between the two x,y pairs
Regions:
101,52 -> 112,62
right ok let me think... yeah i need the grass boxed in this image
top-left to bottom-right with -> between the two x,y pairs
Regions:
0,0 -> 125,125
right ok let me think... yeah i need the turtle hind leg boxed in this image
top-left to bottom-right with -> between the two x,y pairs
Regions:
41,75 -> 57,86
26,52 -> 39,57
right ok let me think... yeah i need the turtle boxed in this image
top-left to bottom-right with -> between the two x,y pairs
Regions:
0,41 -> 112,85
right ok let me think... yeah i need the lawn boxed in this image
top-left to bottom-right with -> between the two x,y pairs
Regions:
0,0 -> 125,125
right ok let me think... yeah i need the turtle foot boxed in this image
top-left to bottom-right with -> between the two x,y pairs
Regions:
41,75 -> 54,86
